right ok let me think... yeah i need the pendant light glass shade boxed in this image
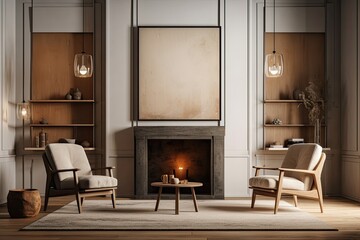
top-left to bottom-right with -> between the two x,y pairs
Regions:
74,0 -> 93,78
264,51 -> 284,77
74,52 -> 93,78
264,0 -> 284,78
16,101 -> 31,121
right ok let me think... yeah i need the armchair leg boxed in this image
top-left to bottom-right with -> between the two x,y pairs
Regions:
75,192 -> 82,214
43,177 -> 52,211
43,190 -> 50,211
111,189 -> 116,208
251,191 -> 256,208
274,172 -> 284,214
314,176 -> 324,213
274,190 -> 282,214
293,195 -> 298,207
81,197 -> 84,206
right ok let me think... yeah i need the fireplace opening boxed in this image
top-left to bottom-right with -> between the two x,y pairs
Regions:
148,139 -> 211,195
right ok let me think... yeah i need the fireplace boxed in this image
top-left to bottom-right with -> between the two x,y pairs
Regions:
134,126 -> 225,199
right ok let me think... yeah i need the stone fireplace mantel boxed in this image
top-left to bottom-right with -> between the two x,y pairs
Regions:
134,126 -> 225,199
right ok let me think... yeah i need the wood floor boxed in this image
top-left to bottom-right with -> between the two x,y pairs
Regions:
1,196 -> 360,240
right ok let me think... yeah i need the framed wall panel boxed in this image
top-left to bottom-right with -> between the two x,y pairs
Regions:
138,26 -> 221,120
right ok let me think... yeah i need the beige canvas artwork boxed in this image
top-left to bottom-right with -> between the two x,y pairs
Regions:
138,27 -> 220,120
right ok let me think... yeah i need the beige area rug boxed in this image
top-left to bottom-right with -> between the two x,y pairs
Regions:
22,199 -> 337,231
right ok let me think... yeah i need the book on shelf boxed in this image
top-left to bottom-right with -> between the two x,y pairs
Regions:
266,147 -> 288,150
269,144 -> 284,148
288,138 -> 304,142
285,138 -> 305,147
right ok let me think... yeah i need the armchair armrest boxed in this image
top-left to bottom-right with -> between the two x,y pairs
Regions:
50,168 -> 80,187
91,166 -> 115,177
252,166 -> 279,176
52,168 -> 80,174
252,166 -> 279,171
279,168 -> 315,175
91,166 -> 115,171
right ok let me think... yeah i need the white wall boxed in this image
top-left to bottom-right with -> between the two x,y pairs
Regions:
7,0 -> 342,200
106,0 -> 341,198
0,0 -> 17,203
341,0 -> 360,201
106,0 -> 251,197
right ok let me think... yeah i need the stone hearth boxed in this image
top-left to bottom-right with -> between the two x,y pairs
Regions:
134,126 -> 225,199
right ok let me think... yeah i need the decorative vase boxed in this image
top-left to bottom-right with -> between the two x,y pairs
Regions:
39,128 -> 46,148
7,189 -> 41,218
65,92 -> 72,100
73,88 -> 82,100
314,118 -> 321,145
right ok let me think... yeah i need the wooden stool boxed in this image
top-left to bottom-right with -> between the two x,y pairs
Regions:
7,189 -> 41,218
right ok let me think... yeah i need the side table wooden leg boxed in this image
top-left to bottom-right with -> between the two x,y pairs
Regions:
191,187 -> 199,212
155,187 -> 162,211
175,187 -> 180,215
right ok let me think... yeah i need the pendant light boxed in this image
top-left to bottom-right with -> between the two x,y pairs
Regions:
17,101 -> 31,121
264,0 -> 284,78
74,0 -> 93,78
17,0 -> 32,121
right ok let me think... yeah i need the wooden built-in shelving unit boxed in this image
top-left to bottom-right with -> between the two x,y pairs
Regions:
263,33 -> 326,149
27,33 -> 95,149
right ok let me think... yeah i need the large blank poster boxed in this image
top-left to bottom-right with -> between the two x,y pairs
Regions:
138,27 -> 220,120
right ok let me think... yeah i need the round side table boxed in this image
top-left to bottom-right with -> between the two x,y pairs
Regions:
7,189 -> 41,218
151,182 -> 203,215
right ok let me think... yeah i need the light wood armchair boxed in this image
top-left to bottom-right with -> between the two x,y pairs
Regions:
249,143 -> 326,214
42,143 -> 118,213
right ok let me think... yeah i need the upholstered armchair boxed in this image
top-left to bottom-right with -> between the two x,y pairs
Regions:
42,143 -> 118,213
249,143 -> 326,214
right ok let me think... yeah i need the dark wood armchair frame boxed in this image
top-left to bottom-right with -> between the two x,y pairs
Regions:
250,152 -> 326,214
42,153 -> 117,213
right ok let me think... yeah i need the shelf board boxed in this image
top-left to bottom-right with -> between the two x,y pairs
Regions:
25,147 -> 95,151
264,124 -> 312,127
264,100 -> 302,103
256,147 -> 331,155
29,124 -> 94,127
29,100 -> 95,103
265,147 -> 289,150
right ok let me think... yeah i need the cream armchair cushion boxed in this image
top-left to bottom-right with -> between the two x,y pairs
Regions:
249,175 -> 305,190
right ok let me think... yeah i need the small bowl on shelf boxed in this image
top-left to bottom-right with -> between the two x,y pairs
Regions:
65,139 -> 76,144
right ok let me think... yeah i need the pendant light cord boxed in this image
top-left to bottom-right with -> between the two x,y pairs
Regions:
273,0 -> 276,54
82,0 -> 85,53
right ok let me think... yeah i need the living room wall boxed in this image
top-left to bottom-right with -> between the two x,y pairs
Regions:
105,0 -> 341,198
0,0 -> 16,204
2,0 -> 341,203
105,0 -> 250,197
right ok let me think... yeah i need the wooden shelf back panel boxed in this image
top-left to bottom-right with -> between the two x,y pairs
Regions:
264,103 -> 308,124
75,127 -> 95,145
264,33 -> 325,100
30,127 -> 94,147
264,127 -> 326,147
32,33 -> 94,100
31,103 -> 93,124
265,127 -> 312,146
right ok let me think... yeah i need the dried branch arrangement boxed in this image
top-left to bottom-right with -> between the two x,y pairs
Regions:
299,81 -> 324,124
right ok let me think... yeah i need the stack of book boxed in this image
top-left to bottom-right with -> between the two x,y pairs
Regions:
267,144 -> 286,150
285,138 -> 304,147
